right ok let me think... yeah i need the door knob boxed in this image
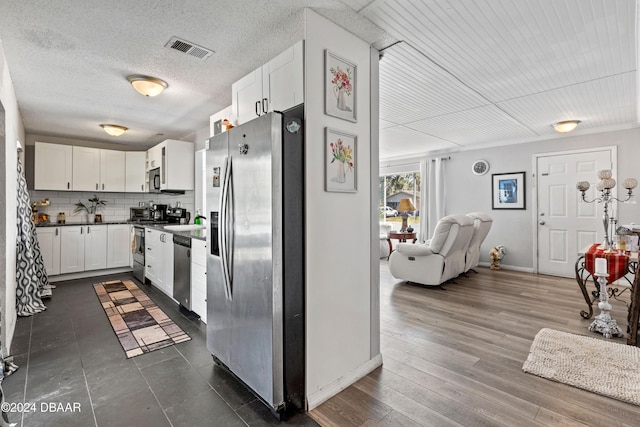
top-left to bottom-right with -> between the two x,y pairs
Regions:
539,221 -> 546,225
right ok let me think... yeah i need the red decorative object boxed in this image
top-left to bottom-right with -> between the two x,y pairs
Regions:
584,243 -> 629,283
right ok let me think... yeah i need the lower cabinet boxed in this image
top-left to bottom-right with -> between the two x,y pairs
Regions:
37,223 -> 133,276
107,224 -> 132,268
60,225 -> 107,274
144,228 -> 174,299
36,227 -> 61,276
191,239 -> 207,323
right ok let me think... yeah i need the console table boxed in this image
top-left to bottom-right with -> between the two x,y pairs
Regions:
575,244 -> 635,320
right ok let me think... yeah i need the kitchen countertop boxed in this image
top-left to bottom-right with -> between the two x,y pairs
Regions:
35,221 -> 206,241
35,220 -> 130,227
139,223 -> 207,241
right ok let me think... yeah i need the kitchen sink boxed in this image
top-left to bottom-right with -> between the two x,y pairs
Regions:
164,224 -> 206,231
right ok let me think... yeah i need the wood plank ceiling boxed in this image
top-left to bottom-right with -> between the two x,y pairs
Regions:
347,0 -> 638,160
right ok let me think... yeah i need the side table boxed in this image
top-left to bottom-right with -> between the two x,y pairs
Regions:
387,231 -> 417,258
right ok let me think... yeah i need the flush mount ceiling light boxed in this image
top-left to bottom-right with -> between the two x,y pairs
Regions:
552,120 -> 581,133
127,75 -> 168,97
100,124 -> 128,137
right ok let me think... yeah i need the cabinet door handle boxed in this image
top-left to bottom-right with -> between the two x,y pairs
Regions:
67,182 -> 70,189
88,227 -> 91,234
81,227 -> 84,234
255,100 -> 260,117
96,183 -> 98,190
102,183 -> 104,190
141,184 -> 144,191
262,98 -> 268,114
55,228 -> 58,236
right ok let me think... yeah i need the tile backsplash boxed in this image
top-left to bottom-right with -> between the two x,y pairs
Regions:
29,190 -> 195,223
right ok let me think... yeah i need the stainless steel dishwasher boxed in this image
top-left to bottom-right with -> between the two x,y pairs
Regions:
173,234 -> 192,310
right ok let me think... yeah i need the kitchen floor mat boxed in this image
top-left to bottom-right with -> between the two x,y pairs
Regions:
94,279 -> 190,358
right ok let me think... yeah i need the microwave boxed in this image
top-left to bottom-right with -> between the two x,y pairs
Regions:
149,167 -> 161,193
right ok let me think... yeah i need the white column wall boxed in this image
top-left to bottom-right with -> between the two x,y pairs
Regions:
0,41 -> 25,357
304,10 -> 380,409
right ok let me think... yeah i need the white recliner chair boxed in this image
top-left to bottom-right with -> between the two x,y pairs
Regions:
379,223 -> 392,258
465,212 -> 493,273
389,214 -> 475,286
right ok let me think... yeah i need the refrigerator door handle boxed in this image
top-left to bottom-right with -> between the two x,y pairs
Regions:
220,156 -> 233,300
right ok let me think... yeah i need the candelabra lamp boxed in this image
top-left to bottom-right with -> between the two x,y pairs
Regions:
576,170 -> 637,251
397,198 -> 416,232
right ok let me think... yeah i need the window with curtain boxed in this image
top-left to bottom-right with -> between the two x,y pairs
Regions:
379,172 -> 421,235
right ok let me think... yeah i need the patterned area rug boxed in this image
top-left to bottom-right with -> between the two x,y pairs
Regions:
94,280 -> 190,358
523,328 -> 640,406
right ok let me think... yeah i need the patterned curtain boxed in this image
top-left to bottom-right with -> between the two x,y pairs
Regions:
15,158 -> 50,316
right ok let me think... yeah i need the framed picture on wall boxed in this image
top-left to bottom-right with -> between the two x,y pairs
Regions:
325,50 -> 357,122
492,172 -> 526,210
325,127 -> 357,193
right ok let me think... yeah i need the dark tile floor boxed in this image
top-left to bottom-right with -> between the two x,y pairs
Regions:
3,273 -> 318,427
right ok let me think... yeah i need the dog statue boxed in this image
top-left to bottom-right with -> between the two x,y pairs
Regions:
490,245 -> 506,270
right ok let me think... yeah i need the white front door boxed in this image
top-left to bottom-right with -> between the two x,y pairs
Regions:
536,149 -> 614,277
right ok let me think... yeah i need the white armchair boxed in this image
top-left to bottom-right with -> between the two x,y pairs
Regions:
389,214 -> 474,286
465,212 -> 493,273
379,223 -> 392,258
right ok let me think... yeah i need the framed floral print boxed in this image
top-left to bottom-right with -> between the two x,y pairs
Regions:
325,50 -> 357,122
325,127 -> 357,193
492,172 -> 526,210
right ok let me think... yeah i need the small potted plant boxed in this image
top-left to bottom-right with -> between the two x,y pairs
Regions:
74,194 -> 107,223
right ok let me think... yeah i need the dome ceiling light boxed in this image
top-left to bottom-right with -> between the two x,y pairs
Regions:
552,120 -> 581,133
100,124 -> 128,137
127,75 -> 168,97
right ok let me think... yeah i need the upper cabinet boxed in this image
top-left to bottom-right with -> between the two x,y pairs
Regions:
125,152 -> 147,192
34,143 -> 141,192
72,146 -> 100,191
72,147 -> 125,192
100,150 -> 125,192
147,139 -> 194,191
34,142 -> 73,191
232,40 -> 304,125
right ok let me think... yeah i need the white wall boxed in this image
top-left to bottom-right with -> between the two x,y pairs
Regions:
0,41 -> 25,357
436,128 -> 640,270
304,10 -> 380,408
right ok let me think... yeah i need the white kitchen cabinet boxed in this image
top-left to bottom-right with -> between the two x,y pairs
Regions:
36,227 -> 61,276
34,142 -> 72,191
73,147 -> 126,192
125,151 -> 147,192
72,146 -> 101,191
191,239 -> 207,323
107,224 -> 132,268
100,150 -> 125,192
60,226 -> 85,274
147,145 -> 162,171
60,225 -> 107,273
232,41 -> 303,125
84,225 -> 107,271
145,228 -> 174,298
147,139 -> 194,191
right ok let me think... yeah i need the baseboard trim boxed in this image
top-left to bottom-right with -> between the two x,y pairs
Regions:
48,267 -> 133,283
478,262 -> 534,274
307,353 -> 383,410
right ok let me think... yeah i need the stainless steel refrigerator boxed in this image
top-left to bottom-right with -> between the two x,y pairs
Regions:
205,106 -> 305,418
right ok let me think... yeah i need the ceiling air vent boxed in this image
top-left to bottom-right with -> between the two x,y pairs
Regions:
164,37 -> 214,60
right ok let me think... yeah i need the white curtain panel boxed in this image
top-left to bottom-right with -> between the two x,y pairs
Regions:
426,158 -> 446,240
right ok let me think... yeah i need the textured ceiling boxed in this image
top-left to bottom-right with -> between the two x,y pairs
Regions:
0,0 -> 637,159
0,0 -> 389,148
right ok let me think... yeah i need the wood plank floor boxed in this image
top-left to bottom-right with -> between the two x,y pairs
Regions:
309,262 -> 640,426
